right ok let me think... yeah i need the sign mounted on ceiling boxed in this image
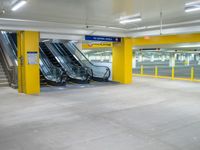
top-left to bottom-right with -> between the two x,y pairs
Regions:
82,42 -> 113,49
85,35 -> 121,42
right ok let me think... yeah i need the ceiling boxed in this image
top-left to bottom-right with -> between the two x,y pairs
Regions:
0,0 -> 200,38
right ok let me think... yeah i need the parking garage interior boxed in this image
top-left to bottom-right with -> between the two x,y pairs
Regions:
1,0 -> 200,150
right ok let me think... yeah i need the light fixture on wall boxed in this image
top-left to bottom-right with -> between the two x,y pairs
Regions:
185,1 -> 200,12
119,13 -> 142,25
11,0 -> 27,11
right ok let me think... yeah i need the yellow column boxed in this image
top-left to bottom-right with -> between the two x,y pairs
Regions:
141,65 -> 144,75
112,37 -> 133,84
17,31 -> 40,95
191,67 -> 194,81
155,66 -> 158,77
172,67 -> 175,80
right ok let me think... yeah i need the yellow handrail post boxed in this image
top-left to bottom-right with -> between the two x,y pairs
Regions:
155,66 -> 158,77
191,67 -> 194,81
172,67 -> 175,80
141,65 -> 144,75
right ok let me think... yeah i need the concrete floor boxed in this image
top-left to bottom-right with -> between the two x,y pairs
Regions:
0,77 -> 200,150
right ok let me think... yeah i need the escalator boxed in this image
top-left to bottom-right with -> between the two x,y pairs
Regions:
0,31 -> 67,86
56,43 -> 82,67
0,31 -> 18,88
62,42 -> 111,81
41,42 -> 91,83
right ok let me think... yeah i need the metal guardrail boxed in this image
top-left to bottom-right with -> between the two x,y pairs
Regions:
133,65 -> 200,82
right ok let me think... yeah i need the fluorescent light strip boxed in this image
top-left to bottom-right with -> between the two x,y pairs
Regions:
11,0 -> 27,11
185,0 -> 200,6
120,18 -> 142,24
180,44 -> 200,48
185,7 -> 200,12
42,39 -> 50,42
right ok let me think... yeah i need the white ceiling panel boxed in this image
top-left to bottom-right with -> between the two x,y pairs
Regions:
0,0 -> 199,37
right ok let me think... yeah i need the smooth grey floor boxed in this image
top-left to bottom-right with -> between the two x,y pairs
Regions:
0,77 -> 200,150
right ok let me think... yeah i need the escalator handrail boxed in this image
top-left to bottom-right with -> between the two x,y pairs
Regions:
64,42 -> 111,79
67,42 -> 111,69
0,46 -> 17,87
0,32 -> 18,87
40,46 -> 66,83
45,42 -> 90,82
55,43 -> 93,82
7,33 -> 17,58
54,43 -> 92,73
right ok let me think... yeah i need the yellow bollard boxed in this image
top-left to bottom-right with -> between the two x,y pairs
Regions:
155,66 -> 158,77
191,67 -> 194,81
141,65 -> 144,75
172,67 -> 175,80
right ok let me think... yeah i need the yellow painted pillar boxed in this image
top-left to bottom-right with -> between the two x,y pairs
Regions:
155,66 -> 158,77
112,37 -> 133,84
17,31 -> 40,95
191,67 -> 194,81
172,67 -> 175,80
141,65 -> 144,75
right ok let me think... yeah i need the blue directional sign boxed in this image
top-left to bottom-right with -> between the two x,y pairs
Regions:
85,35 -> 121,42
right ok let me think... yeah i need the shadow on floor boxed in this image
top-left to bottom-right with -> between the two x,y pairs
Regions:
41,81 -> 119,93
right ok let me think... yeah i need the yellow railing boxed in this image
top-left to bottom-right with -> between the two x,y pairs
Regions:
133,66 -> 200,83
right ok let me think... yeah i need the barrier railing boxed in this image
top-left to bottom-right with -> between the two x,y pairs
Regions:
133,65 -> 200,82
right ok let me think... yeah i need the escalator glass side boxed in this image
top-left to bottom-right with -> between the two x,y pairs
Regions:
2,32 -> 67,86
64,42 -> 111,81
44,42 -> 91,83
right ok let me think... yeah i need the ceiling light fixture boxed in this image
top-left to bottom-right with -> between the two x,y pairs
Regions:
120,18 -> 142,24
185,1 -> 200,12
42,39 -> 50,42
179,44 -> 200,48
119,14 -> 142,25
11,0 -> 27,11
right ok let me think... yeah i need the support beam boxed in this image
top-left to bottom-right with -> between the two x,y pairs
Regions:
17,31 -> 40,95
112,37 -> 132,84
132,33 -> 200,46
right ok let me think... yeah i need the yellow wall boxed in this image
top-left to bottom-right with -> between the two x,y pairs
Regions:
17,31 -> 40,95
112,37 -> 132,84
132,33 -> 200,46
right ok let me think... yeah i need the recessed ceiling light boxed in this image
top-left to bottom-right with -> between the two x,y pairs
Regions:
42,39 -> 50,42
119,13 -> 142,25
185,0 -> 200,6
120,18 -> 142,24
11,0 -> 27,11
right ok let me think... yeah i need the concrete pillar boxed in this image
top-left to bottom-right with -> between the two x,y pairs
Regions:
161,55 -> 166,62
109,55 -> 112,63
169,53 -> 176,67
185,54 -> 190,66
101,54 -> 104,62
138,53 -> 143,62
150,55 -> 155,62
132,51 -> 136,69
